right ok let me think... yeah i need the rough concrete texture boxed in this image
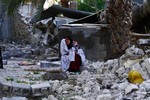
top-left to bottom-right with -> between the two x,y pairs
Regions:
58,24 -> 111,61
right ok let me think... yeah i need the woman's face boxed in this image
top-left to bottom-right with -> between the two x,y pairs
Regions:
65,38 -> 70,45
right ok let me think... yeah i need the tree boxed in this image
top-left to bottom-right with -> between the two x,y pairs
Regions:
105,0 -> 150,58
0,0 -> 43,17
107,0 -> 132,58
77,0 -> 105,12
132,1 -> 150,33
1,0 -> 150,58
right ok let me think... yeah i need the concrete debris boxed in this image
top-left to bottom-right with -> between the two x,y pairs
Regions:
125,84 -> 138,94
96,94 -> 112,100
0,44 -> 150,100
2,97 -> 27,100
47,95 -> 58,100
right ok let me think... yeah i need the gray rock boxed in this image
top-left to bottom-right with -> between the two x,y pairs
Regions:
140,81 -> 150,91
2,97 -> 27,100
47,95 -> 58,100
42,71 -> 68,80
118,82 -> 129,91
96,94 -> 112,100
31,82 -> 51,96
125,84 -> 138,94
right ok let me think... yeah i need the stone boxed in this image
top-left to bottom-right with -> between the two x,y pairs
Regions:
102,89 -> 110,94
42,71 -> 68,80
31,82 -> 51,96
112,91 -> 123,100
139,81 -> 150,91
144,58 -> 150,74
104,59 -> 118,67
96,94 -> 112,100
69,96 -> 86,100
101,80 -> 112,86
61,84 -> 72,91
40,61 -> 51,68
83,87 -> 90,94
62,91 -> 68,94
122,98 -> 132,100
49,61 -> 61,67
125,45 -> 140,57
2,97 -> 27,100
56,87 -> 62,93
11,83 -> 31,96
47,95 -> 58,100
3,60 -> 7,65
50,80 -> 60,92
132,62 -> 147,80
90,61 -> 104,69
93,84 -> 101,94
147,97 -> 150,100
134,91 -> 147,99
46,57 -> 60,61
1,82 -> 13,94
125,84 -> 138,94
116,67 -> 126,76
77,70 -> 92,83
42,98 -> 48,100
118,82 -> 129,91
74,85 -> 81,92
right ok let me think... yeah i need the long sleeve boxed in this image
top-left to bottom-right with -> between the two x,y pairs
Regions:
60,39 -> 69,55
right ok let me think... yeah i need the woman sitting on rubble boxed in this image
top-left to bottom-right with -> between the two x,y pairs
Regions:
60,37 -> 85,72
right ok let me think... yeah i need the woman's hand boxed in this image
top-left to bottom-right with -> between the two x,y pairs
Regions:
73,41 -> 78,46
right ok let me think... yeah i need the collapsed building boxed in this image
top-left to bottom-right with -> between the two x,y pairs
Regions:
32,0 -> 149,61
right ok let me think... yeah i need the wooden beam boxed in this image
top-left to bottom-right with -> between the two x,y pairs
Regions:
129,32 -> 150,38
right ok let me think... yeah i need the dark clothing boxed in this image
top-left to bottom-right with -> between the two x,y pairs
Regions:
67,53 -> 81,72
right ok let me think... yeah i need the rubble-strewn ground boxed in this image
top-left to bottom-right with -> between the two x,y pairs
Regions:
41,45 -> 150,100
1,43 -> 150,100
2,3 -> 150,100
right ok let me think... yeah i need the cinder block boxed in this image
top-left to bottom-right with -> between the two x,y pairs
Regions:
31,82 -> 51,96
11,83 -> 31,96
1,82 -> 13,94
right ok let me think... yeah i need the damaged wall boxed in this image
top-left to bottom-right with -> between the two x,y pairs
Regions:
11,12 -> 31,44
0,2 -> 12,40
58,24 -> 111,61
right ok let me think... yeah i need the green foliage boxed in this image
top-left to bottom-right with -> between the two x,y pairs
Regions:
0,0 -> 23,15
77,0 -> 105,12
0,0 -> 43,16
16,80 -> 28,84
33,71 -> 40,74
33,0 -> 45,22
5,76 -> 14,81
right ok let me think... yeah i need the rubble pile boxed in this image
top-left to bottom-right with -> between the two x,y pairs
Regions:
0,44 -> 149,100
2,43 -> 59,60
41,45 -> 150,100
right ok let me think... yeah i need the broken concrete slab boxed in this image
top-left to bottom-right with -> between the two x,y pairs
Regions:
1,82 -> 13,94
49,61 -> 61,67
11,83 -> 31,96
46,57 -> 60,61
125,84 -> 138,94
40,61 -> 51,68
2,97 -> 27,100
31,82 -> 51,96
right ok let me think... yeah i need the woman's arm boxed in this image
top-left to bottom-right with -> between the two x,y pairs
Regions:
60,39 -> 69,55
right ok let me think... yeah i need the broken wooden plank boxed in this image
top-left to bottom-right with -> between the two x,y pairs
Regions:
129,32 -> 150,38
